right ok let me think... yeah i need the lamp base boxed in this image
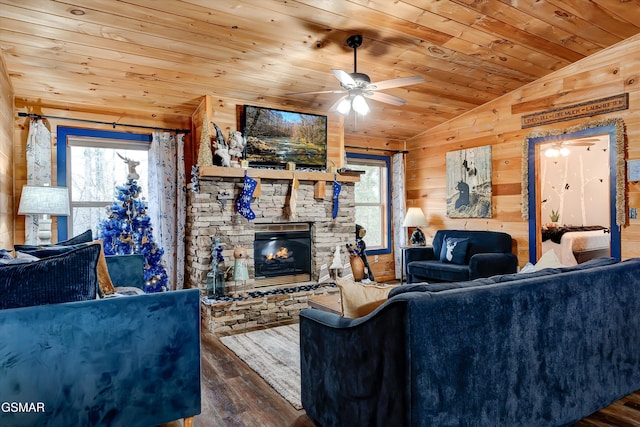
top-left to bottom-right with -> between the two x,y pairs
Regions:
410,228 -> 426,246
37,216 -> 52,246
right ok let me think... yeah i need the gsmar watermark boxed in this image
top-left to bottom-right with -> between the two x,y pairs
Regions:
1,402 -> 45,413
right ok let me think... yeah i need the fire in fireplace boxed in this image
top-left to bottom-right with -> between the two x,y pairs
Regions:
254,223 -> 311,286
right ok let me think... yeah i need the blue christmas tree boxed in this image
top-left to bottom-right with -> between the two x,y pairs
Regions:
97,170 -> 168,293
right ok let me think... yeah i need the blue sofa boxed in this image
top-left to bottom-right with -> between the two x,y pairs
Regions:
405,229 -> 517,283
0,241 -> 201,426
299,257 -> 640,426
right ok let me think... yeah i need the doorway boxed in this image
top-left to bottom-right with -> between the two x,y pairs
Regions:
525,119 -> 624,263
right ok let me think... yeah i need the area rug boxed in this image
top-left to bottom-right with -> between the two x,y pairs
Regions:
220,324 -> 302,409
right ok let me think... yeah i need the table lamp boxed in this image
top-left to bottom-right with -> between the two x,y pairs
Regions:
18,185 -> 70,245
402,207 -> 428,246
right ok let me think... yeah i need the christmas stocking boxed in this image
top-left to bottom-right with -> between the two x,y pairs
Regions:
235,173 -> 257,220
332,177 -> 342,219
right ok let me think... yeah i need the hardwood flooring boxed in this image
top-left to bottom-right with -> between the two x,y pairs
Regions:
165,322 -> 640,427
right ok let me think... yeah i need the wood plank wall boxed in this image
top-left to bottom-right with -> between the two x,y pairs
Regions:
11,104 -> 190,244
406,33 -> 640,267
0,55 -> 14,248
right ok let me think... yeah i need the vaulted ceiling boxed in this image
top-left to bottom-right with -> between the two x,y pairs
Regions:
2,1 -> 640,141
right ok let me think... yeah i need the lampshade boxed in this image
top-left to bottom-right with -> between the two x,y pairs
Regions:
402,207 -> 427,228
18,185 -> 70,216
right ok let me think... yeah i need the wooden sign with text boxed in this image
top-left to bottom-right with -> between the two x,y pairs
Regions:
521,94 -> 628,128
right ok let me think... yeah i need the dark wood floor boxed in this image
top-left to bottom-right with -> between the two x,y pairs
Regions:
168,322 -> 640,427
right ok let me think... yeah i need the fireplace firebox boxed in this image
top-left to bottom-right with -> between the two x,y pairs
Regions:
254,223 -> 311,286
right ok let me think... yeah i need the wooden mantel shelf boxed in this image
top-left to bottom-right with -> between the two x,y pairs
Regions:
199,165 -> 361,182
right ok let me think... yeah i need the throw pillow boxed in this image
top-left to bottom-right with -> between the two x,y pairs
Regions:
0,249 -> 12,259
93,240 -> 116,297
534,250 -> 566,271
14,229 -> 93,252
336,278 -> 399,318
439,236 -> 469,265
0,243 -> 100,310
518,262 -> 536,274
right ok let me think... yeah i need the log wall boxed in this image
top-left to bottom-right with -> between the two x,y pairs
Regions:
0,55 -> 14,248
406,33 -> 640,266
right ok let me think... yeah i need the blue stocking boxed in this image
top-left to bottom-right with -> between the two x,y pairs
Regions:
236,173 -> 257,220
332,178 -> 342,219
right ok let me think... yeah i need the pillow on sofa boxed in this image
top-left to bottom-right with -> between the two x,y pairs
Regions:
534,250 -> 566,271
439,236 -> 469,265
0,249 -> 12,259
14,229 -> 93,252
0,243 -> 100,310
9,240 -> 116,298
336,278 -> 399,318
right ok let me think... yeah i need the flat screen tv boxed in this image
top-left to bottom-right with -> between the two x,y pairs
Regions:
242,105 -> 327,169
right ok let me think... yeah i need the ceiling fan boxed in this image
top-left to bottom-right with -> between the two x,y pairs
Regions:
288,35 -> 424,115
544,138 -> 598,158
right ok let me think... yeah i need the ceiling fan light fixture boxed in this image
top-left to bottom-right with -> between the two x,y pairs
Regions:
559,147 -> 570,157
545,147 -> 559,158
336,97 -> 352,115
352,94 -> 370,115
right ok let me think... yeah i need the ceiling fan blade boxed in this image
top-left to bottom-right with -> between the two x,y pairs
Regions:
365,91 -> 407,106
367,75 -> 424,91
331,69 -> 356,87
286,89 -> 345,96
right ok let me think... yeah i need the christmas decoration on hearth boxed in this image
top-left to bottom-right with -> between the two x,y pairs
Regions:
235,170 -> 257,220
206,237 -> 226,298
232,245 -> 249,298
97,155 -> 168,293
329,245 -> 343,280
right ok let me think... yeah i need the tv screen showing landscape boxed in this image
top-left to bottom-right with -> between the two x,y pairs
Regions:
243,105 -> 327,169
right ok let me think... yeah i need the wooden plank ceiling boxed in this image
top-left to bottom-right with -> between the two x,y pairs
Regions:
1,0 -> 640,141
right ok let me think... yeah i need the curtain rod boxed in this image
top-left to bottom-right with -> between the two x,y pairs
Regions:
344,144 -> 408,154
18,112 -> 191,134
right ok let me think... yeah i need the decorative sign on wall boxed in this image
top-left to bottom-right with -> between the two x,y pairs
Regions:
446,145 -> 492,218
521,94 -> 628,129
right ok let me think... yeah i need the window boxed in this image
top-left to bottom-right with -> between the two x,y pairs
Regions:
57,127 -> 151,240
346,153 -> 391,254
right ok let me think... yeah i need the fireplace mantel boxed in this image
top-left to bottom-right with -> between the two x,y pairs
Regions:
199,165 -> 361,183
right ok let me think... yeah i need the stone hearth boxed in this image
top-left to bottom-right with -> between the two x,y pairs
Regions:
201,284 -> 339,334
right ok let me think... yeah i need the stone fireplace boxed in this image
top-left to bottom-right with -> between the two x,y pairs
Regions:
185,168 -> 357,296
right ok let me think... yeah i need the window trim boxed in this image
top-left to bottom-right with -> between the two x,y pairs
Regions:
346,152 -> 392,255
56,127 -> 151,240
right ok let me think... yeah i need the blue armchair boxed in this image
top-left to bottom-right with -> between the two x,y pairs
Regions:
405,230 -> 517,283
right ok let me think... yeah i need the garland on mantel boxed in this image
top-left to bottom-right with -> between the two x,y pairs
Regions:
521,117 -> 626,227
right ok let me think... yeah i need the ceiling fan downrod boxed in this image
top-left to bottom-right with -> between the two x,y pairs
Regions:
346,34 -> 363,74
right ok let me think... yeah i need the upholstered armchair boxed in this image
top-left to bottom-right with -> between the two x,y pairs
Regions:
405,230 -> 517,283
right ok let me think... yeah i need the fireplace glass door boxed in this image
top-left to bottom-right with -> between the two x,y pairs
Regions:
254,223 -> 311,286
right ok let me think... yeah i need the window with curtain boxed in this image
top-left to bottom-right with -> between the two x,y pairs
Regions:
57,127 -> 152,239
346,153 -> 391,254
